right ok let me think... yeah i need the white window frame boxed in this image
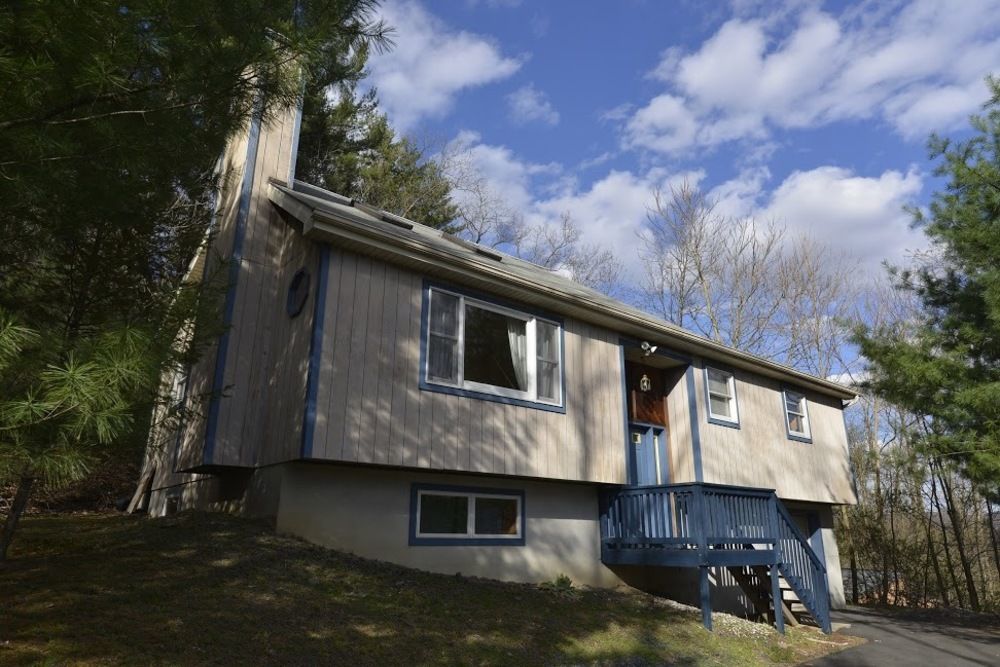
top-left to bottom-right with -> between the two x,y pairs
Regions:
704,366 -> 740,425
414,490 -> 523,540
424,287 -> 563,407
783,389 -> 812,440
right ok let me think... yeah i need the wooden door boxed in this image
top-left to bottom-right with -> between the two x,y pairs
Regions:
624,361 -> 670,485
625,362 -> 668,426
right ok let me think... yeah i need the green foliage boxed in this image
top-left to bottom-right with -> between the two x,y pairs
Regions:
0,310 -> 155,486
857,75 -> 1000,492
296,78 -> 459,228
0,1 -> 388,481
1,0 -> 386,336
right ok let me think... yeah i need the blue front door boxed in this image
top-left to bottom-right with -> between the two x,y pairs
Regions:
629,425 -> 664,486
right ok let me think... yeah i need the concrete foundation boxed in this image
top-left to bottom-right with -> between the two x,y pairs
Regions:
276,463 -> 622,588
146,460 -> 847,614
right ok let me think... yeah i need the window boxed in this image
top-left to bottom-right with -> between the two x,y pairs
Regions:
705,366 -> 739,426
424,286 -> 562,407
411,485 -> 524,545
286,268 -> 310,317
784,390 -> 811,441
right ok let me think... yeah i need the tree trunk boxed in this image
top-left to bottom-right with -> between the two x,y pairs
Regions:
937,465 -> 981,611
0,475 -> 35,562
932,473 -> 965,608
875,445 -> 890,605
849,539 -> 859,605
924,491 -> 950,607
839,506 -> 860,604
889,488 -> 901,605
987,499 -> 1000,583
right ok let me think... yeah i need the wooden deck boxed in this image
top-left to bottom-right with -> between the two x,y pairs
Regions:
599,482 -> 832,633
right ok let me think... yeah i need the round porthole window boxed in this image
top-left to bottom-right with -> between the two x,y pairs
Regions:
286,268 -> 310,318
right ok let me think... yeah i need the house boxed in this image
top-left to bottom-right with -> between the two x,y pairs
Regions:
136,91 -> 857,634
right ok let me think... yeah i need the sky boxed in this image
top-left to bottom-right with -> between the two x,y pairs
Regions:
363,0 -> 1000,278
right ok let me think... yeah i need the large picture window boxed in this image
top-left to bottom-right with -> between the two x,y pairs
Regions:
783,389 -> 812,441
424,286 -> 563,407
705,366 -> 739,426
410,485 -> 525,546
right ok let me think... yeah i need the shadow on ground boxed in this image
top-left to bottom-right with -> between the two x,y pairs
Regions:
1,513 -> 854,666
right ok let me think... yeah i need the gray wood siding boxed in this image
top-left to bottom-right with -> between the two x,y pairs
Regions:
209,103 -> 300,468
691,359 -> 855,504
152,102 -> 314,486
664,368 -> 697,484
309,248 -> 628,484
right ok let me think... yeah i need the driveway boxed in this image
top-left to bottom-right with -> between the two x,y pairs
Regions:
803,606 -> 1000,666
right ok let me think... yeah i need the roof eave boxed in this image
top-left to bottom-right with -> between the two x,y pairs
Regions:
267,183 -> 857,401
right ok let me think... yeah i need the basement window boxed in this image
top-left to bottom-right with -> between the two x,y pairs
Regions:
783,390 -> 812,442
705,366 -> 740,427
410,485 -> 525,546
423,286 -> 563,409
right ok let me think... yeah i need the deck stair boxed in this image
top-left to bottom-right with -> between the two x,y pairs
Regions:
599,482 -> 831,633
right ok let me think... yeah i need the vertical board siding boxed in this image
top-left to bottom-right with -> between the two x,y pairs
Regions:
148,102 -> 314,483
692,359 -> 855,504
310,248 -> 627,484
666,368 -> 695,484
211,102 -> 312,469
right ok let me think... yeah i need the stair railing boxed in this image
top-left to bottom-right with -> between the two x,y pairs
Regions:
600,483 -> 833,633
770,495 -> 832,633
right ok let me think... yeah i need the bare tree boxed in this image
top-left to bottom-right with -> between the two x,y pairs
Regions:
640,182 -> 860,369
781,237 -> 860,377
639,184 -> 713,331
435,140 -> 623,296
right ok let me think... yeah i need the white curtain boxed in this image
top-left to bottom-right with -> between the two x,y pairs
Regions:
507,321 -> 527,390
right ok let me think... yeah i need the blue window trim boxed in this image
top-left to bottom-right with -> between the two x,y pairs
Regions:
300,246 -> 332,458
203,96 -> 264,465
418,280 -> 566,414
782,386 -> 813,444
408,483 -> 526,546
703,365 -> 741,429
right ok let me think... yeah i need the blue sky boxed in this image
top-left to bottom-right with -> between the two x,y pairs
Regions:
364,0 -> 1000,275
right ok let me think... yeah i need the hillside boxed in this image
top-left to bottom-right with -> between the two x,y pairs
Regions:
1,512 -> 859,665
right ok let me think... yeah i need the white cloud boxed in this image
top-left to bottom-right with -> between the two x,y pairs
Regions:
762,166 -> 925,268
623,94 -> 700,153
577,151 -> 616,171
532,171 -> 663,265
507,84 -> 560,126
444,130 -> 560,211
708,166 -> 772,218
445,130 -> 925,280
623,0 -> 1000,154
367,1 -> 523,131
707,163 -> 926,270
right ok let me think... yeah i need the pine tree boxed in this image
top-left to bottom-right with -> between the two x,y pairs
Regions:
858,76 -> 1000,491
0,311 -> 155,560
296,78 -> 459,228
857,76 -> 1000,610
0,1 -> 388,555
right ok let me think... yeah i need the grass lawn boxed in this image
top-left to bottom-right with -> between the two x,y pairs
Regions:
1,512 -> 861,665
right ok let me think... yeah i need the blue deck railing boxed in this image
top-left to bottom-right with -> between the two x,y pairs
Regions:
599,482 -> 831,633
